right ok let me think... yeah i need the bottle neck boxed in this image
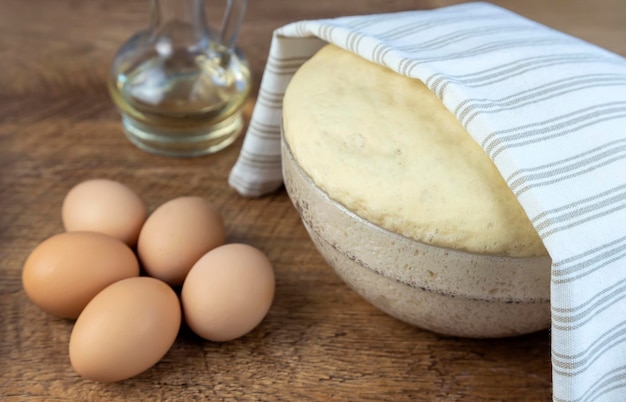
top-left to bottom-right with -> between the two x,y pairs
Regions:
149,0 -> 208,44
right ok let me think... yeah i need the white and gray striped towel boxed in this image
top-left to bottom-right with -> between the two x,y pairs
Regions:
228,2 -> 626,400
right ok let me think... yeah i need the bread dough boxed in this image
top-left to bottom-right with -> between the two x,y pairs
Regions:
283,44 -> 546,258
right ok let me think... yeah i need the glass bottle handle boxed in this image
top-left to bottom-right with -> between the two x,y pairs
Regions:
219,0 -> 247,51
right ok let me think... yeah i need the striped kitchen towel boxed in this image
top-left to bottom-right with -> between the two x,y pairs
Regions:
228,2 -> 626,401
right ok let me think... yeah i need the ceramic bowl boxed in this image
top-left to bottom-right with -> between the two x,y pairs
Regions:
282,134 -> 551,338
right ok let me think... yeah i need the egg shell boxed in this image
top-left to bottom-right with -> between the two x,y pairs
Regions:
181,243 -> 275,342
138,196 -> 226,286
22,231 -> 140,319
69,276 -> 181,383
62,179 -> 147,246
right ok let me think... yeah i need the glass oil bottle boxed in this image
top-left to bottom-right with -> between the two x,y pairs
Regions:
109,0 -> 250,157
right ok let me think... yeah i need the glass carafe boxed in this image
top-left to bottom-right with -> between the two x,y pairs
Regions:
109,0 -> 250,157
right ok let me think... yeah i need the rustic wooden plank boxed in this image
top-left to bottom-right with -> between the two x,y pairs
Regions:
1,0 -> 623,400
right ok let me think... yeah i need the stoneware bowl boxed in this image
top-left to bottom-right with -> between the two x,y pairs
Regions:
282,134 -> 552,338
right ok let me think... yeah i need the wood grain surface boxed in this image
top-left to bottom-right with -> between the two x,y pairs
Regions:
1,1 -> 624,400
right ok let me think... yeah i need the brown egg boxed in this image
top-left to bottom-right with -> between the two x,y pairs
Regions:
22,231 -> 140,319
69,277 -> 181,383
62,179 -> 147,246
137,196 -> 226,286
181,244 -> 275,342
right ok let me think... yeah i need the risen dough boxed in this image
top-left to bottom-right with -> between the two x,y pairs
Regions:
283,44 -> 546,258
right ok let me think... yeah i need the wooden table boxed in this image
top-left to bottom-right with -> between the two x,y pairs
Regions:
1,1 -> 624,400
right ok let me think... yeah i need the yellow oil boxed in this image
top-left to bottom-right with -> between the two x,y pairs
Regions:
109,47 -> 251,156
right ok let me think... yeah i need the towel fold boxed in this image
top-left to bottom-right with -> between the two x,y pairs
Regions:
229,3 -> 626,400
